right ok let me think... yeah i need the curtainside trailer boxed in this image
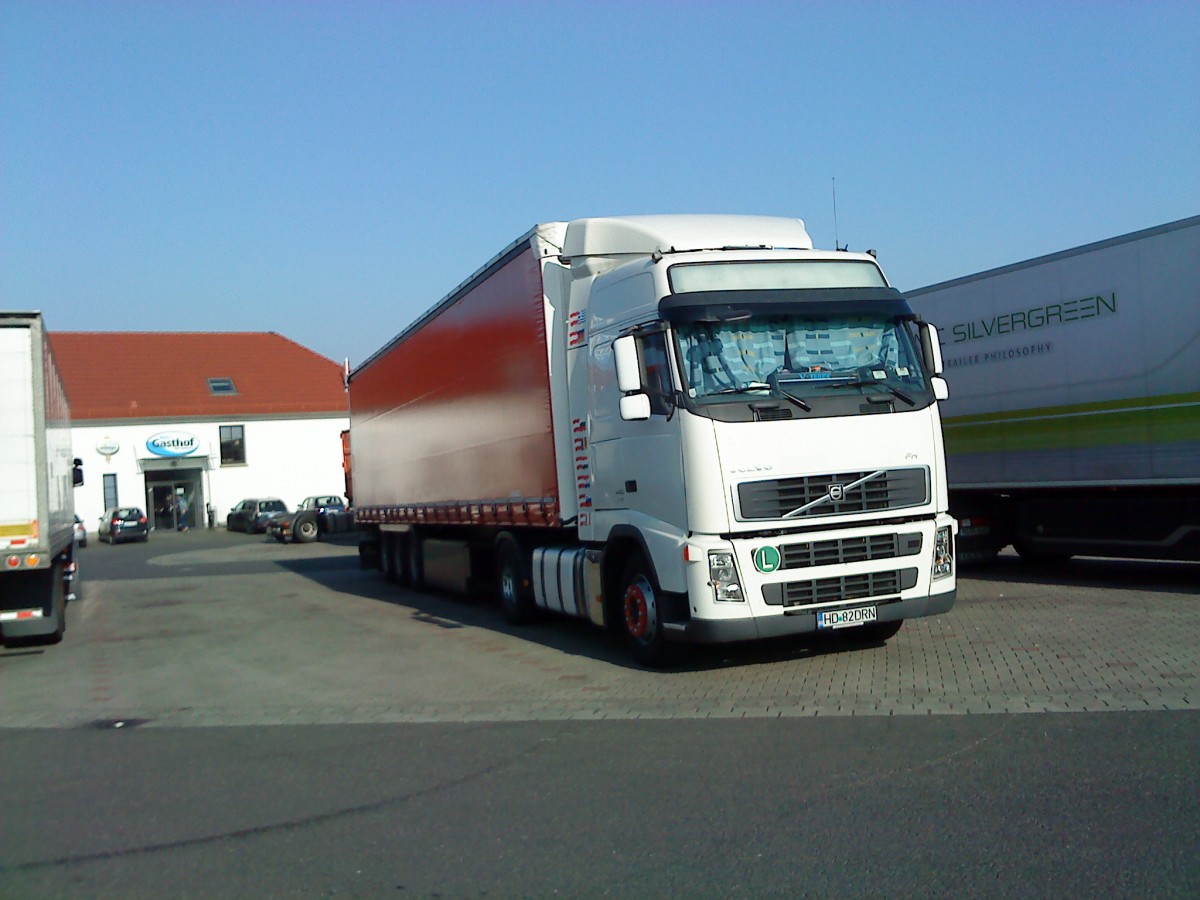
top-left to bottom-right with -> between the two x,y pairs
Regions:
909,215 -> 1200,564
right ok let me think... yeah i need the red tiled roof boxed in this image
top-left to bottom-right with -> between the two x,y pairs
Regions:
49,331 -> 348,421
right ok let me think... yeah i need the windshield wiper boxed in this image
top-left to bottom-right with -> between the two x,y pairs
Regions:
829,379 -> 916,406
710,382 -> 812,412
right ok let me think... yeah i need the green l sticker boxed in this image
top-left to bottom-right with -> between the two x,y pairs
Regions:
753,546 -> 781,573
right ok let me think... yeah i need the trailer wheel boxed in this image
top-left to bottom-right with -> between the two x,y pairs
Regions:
408,529 -> 425,590
496,535 -> 534,625
618,554 -> 672,668
41,561 -> 66,645
294,514 -> 319,544
382,533 -> 399,583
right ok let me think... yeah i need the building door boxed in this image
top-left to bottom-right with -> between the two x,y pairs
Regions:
144,470 -> 204,530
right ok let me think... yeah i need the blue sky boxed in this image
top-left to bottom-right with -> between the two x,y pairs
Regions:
3,1 -> 1197,367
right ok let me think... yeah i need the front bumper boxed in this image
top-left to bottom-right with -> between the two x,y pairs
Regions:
670,514 -> 957,644
667,586 -> 957,644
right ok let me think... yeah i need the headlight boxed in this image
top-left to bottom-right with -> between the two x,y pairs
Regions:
708,551 -> 744,602
932,526 -> 954,580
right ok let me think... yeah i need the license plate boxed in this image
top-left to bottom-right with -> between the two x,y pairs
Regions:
817,606 -> 877,629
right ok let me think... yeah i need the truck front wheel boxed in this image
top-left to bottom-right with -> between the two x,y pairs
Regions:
619,555 -> 672,668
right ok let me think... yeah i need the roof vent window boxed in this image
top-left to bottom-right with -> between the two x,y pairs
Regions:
208,377 -> 238,395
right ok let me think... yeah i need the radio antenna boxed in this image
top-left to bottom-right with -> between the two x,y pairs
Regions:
832,177 -> 844,251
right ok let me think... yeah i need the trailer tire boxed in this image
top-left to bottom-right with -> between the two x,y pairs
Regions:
496,535 -> 534,625
408,529 -> 425,590
618,554 -> 673,668
45,561 -> 66,645
382,533 -> 399,583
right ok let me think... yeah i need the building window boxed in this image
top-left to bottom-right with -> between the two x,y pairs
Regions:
102,473 -> 118,509
220,425 -> 246,465
208,377 -> 238,395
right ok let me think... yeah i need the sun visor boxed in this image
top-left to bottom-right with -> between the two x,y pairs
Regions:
658,287 -> 915,322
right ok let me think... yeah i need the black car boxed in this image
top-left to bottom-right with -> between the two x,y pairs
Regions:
227,498 -> 288,533
267,495 -> 350,543
99,507 -> 149,544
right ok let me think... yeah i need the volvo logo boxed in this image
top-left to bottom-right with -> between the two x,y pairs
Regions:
828,483 -> 845,502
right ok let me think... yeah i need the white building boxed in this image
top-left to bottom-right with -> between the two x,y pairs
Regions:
50,331 -> 349,535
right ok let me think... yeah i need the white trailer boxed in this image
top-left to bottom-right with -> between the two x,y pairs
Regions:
1,311 -> 83,646
351,216 -> 957,665
908,215 -> 1200,563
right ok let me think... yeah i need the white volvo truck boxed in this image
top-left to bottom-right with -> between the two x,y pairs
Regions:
1,311 -> 83,647
350,216 -> 957,665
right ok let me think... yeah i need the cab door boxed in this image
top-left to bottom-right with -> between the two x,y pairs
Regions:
589,328 -> 687,533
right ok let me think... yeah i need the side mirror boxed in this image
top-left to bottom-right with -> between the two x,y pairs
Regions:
72,458 -> 84,487
620,393 -> 652,421
919,322 -> 944,375
613,335 -> 643,393
931,376 -> 949,401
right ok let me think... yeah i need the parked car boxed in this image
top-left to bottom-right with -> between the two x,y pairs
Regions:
73,514 -> 88,547
98,507 -> 149,544
267,495 -> 350,543
226,498 -> 288,533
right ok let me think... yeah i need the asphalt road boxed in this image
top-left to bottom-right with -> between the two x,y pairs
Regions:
2,529 -> 1198,898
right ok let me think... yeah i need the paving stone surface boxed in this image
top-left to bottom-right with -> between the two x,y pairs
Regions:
2,535 -> 1196,727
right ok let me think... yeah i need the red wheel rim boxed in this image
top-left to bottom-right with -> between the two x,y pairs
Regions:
623,584 -> 649,637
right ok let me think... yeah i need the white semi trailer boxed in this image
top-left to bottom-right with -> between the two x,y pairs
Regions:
1,311 -> 83,646
350,215 -> 957,665
909,215 -> 1200,564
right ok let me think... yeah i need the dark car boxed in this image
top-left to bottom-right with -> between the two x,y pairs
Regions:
99,507 -> 149,544
226,498 -> 288,533
267,495 -> 350,544
73,514 -> 88,548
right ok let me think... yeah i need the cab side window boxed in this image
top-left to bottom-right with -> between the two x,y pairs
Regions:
641,332 -> 673,416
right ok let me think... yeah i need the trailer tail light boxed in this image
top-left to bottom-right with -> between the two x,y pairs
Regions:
5,555 -> 18,569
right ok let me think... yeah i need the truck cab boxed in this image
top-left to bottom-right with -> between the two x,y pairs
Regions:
555,218 -> 957,662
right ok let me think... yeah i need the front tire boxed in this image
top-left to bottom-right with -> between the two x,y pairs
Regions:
618,554 -> 673,668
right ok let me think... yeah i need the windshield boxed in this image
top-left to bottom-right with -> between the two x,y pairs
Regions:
674,314 -> 927,402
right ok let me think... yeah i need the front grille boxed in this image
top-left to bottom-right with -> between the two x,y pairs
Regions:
762,568 -> 919,608
737,467 -> 929,521
779,532 -> 922,569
